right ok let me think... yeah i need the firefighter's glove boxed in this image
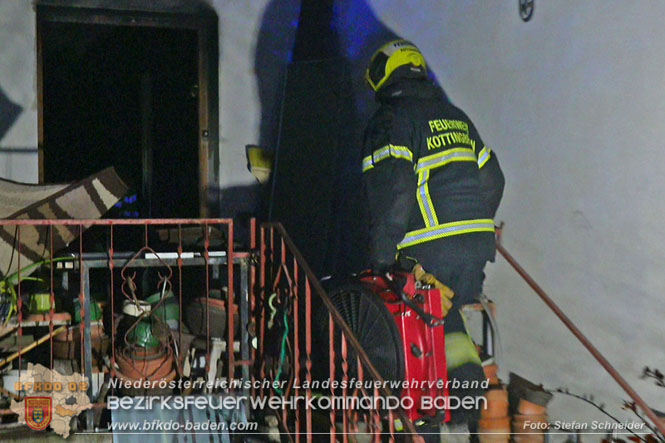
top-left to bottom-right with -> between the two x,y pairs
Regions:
412,264 -> 455,316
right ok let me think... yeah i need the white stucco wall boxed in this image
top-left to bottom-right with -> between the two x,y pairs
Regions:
0,0 -> 663,437
0,0 -> 265,187
213,0 -> 271,188
0,0 -> 268,187
213,0 -> 301,189
0,0 -> 38,182
366,0 -> 665,433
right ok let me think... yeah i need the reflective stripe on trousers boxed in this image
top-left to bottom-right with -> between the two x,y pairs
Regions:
445,331 -> 482,370
397,219 -> 495,249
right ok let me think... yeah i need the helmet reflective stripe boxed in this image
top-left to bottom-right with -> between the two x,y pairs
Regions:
366,39 -> 427,92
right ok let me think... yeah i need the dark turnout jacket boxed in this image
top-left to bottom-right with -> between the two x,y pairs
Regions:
362,79 -> 505,268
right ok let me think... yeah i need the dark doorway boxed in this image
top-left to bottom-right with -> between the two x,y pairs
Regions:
41,23 -> 199,218
36,1 -> 219,218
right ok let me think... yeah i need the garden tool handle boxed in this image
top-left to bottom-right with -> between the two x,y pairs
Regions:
0,325 -> 67,370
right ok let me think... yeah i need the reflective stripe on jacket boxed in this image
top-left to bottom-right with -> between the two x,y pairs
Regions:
362,79 -> 504,264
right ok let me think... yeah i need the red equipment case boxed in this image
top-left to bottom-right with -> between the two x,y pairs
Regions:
360,272 -> 451,424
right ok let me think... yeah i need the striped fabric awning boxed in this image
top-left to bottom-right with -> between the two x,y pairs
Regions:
0,167 -> 128,278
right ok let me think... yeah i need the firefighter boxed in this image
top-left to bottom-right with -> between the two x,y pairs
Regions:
362,39 -> 505,434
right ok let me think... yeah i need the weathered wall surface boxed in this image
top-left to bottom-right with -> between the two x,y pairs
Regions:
0,1 -> 38,181
1,1 -> 663,437
368,0 -> 665,432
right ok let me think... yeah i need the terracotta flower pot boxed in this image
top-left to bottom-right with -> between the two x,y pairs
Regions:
512,413 -> 548,424
116,349 -> 172,381
512,436 -> 545,443
52,336 -> 109,363
52,322 -> 108,363
116,347 -> 173,381
478,415 -> 511,443
478,416 -> 511,431
482,386 -> 509,418
185,298 -> 239,338
483,363 -> 500,385
478,434 -> 510,443
127,346 -> 162,358
512,414 -> 548,434
512,434 -> 545,443
23,312 -> 71,324
512,423 -> 547,436
114,368 -> 177,387
518,398 -> 547,416
116,368 -> 177,396
54,322 -> 104,342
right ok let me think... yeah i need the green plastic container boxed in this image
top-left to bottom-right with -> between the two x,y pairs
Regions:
29,293 -> 52,314
73,299 -> 102,323
127,319 -> 160,349
146,290 -> 180,330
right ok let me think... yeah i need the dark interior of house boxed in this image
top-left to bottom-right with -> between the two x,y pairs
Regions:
42,22 -> 199,219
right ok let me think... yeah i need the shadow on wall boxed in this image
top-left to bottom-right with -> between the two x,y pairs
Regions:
207,182 -> 267,248
254,0 -> 300,151
0,86 -> 22,141
252,0 -> 448,278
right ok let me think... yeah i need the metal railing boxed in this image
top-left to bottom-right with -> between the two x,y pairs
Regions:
495,227 -> 665,437
0,217 -> 423,440
0,218 -> 252,431
256,222 -> 422,442
254,222 -> 665,440
4,217 -> 654,440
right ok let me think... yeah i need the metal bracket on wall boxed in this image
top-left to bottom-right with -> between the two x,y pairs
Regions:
519,0 -> 534,22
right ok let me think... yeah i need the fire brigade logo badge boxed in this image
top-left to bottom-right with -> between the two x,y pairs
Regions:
25,397 -> 52,431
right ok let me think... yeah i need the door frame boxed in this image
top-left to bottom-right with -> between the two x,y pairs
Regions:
35,1 -> 218,217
